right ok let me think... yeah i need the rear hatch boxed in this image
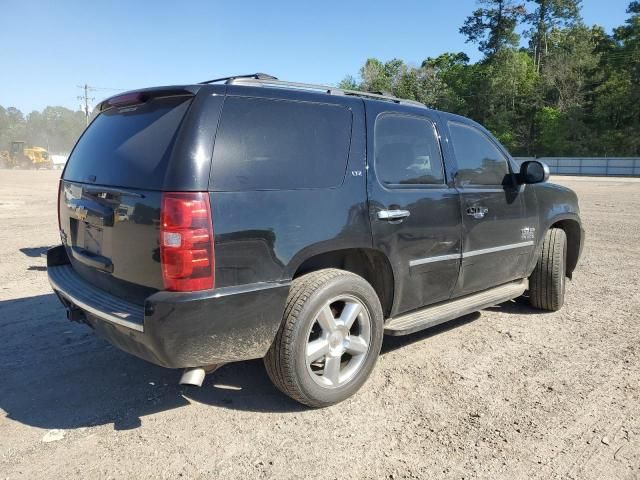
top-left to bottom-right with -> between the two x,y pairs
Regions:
59,91 -> 195,304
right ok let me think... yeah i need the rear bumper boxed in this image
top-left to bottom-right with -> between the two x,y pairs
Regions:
47,245 -> 289,368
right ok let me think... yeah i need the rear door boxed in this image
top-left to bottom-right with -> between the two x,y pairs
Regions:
59,93 -> 197,303
445,119 -> 533,296
367,104 -> 462,316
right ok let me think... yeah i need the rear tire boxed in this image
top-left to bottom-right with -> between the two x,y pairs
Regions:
264,269 -> 384,408
529,228 -> 567,311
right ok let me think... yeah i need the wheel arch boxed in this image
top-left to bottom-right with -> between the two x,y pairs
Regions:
292,248 -> 395,319
549,216 -> 582,277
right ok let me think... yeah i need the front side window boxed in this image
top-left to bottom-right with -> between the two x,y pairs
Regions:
374,114 -> 445,186
448,121 -> 511,186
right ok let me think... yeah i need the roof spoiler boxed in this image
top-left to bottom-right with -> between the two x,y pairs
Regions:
97,85 -> 200,112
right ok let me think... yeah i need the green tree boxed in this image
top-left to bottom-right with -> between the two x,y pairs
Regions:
360,58 -> 394,93
25,106 -> 86,153
593,71 -> 633,130
0,107 -> 27,149
421,53 -> 470,112
483,50 -> 538,152
590,2 -> 640,155
614,1 -> 640,45
613,1 -> 640,81
0,105 -> 86,154
339,0 -> 639,157
542,25 -> 600,112
535,106 -> 570,155
460,0 -> 526,57
525,0 -> 582,72
337,75 -> 359,90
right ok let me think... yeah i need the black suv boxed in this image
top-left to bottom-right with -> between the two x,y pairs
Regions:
48,74 -> 584,407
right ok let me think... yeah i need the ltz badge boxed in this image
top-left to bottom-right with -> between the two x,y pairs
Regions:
521,227 -> 536,240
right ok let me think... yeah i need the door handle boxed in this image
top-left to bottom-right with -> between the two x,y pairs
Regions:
377,209 -> 411,221
466,206 -> 488,219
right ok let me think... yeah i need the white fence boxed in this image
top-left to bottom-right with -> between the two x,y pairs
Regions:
514,157 -> 640,177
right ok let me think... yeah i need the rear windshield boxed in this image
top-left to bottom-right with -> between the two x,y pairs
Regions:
64,96 -> 192,189
210,97 -> 352,191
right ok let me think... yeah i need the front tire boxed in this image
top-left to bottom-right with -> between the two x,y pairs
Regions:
529,228 -> 567,311
264,269 -> 384,408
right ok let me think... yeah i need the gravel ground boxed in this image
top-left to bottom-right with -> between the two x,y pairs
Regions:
0,170 -> 638,480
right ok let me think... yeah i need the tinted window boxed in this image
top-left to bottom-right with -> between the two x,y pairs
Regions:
374,114 -> 444,186
448,121 -> 510,186
64,96 -> 192,189
211,97 -> 352,191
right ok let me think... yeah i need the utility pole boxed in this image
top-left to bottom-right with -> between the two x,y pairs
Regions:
77,84 -> 96,125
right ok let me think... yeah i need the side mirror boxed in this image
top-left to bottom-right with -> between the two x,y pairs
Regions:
519,160 -> 550,184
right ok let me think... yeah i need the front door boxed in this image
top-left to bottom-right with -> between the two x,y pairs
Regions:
367,107 -> 462,316
445,120 -> 534,296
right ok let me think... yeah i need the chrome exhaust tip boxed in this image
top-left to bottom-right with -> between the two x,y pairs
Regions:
179,367 -> 206,387
179,364 -> 223,387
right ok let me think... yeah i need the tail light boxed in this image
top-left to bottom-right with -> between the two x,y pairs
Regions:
160,192 -> 215,291
57,180 -> 62,231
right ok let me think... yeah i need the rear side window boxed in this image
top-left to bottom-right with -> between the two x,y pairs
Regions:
64,96 -> 192,189
448,121 -> 511,186
211,97 -> 352,191
374,114 -> 445,186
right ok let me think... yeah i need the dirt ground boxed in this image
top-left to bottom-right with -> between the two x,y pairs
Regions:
0,170 -> 638,480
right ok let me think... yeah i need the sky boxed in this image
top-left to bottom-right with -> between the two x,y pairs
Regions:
0,0 -> 633,113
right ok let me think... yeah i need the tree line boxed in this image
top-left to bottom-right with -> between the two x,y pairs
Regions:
0,105 -> 86,154
339,0 -> 640,157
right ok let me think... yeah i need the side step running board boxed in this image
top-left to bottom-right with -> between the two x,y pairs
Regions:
384,279 -> 528,336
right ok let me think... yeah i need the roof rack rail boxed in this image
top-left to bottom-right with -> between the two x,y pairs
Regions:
199,73 -> 278,84
226,77 -> 426,108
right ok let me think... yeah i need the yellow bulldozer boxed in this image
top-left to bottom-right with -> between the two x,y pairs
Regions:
0,141 -> 53,169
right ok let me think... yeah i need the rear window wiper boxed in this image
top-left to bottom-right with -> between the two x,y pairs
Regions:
82,185 -> 145,198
